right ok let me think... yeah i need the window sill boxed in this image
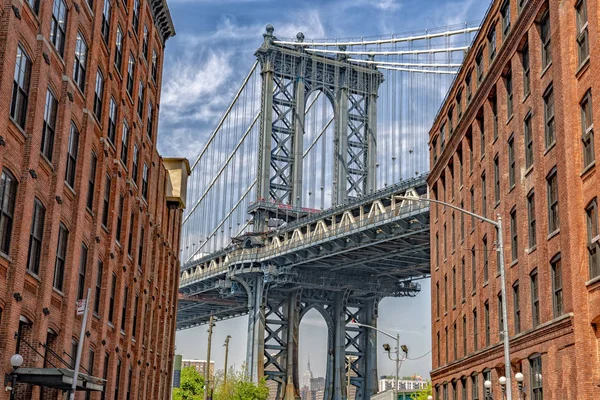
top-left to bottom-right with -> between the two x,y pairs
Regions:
540,62 -> 552,79
52,287 -> 65,297
506,114 -> 514,125
444,312 -> 448,317
40,153 -> 54,170
494,201 -> 500,209
26,269 -> 41,282
522,92 -> 530,103
93,312 -> 100,320
508,184 -> 516,194
64,183 -> 76,197
543,141 -> 556,156
86,207 -> 94,218
581,161 -> 596,178
452,305 -> 456,310
547,229 -> 560,241
510,259 -> 518,268
585,275 -> 600,288
576,57 -> 591,79
471,290 -> 476,297
101,224 -> 109,235
524,164 -> 534,177
0,251 -> 12,263
482,282 -> 488,288
526,245 -> 537,255
9,117 -> 28,139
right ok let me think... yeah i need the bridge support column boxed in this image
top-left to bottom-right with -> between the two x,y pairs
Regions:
334,73 -> 349,206
246,276 -> 266,382
292,68 -> 305,207
366,88 -> 378,193
332,292 -> 348,400
361,300 -> 379,399
283,291 -> 301,400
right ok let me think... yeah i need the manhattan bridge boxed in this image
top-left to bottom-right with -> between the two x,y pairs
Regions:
176,22 -> 479,399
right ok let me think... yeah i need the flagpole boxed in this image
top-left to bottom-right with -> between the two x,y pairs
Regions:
70,288 -> 91,400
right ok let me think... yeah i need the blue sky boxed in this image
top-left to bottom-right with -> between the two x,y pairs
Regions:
161,0 -> 491,383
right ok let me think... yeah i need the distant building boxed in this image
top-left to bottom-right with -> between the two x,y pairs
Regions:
310,376 -> 325,391
182,359 -> 215,378
378,377 -> 428,392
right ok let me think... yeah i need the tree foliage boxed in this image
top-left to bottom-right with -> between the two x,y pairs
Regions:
410,382 -> 432,400
173,366 -> 205,400
212,368 -> 270,400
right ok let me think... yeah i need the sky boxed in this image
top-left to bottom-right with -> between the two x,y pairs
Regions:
159,0 -> 492,384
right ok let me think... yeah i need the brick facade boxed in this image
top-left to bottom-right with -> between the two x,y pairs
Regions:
428,0 -> 600,399
0,0 -> 183,399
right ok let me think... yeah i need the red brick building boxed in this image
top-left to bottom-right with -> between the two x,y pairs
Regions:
428,0 -> 600,399
0,0 -> 188,399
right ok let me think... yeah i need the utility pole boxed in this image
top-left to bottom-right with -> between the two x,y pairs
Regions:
70,288 -> 91,400
204,315 -> 215,400
223,335 -> 231,386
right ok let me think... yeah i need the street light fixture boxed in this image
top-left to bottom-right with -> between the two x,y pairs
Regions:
499,376 -> 507,399
349,320 -> 406,398
427,396 -> 433,400
398,194 -> 513,400
515,372 -> 525,400
484,380 -> 492,400
5,353 -> 23,400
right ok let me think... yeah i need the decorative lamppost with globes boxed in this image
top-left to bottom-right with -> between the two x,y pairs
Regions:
398,194 -> 514,400
499,376 -> 507,399
515,372 -> 526,400
484,379 -> 493,400
427,396 -> 433,400
4,354 -> 24,400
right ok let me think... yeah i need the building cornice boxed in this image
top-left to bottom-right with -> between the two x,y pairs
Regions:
150,0 -> 176,44
427,0 -> 545,185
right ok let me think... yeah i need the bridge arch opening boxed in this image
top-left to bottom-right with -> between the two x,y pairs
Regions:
298,306 -> 330,399
302,89 -> 335,210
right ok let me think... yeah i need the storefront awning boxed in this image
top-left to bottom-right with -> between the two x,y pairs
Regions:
11,368 -> 104,392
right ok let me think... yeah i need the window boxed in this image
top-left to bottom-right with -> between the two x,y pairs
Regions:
452,267 -> 457,307
127,213 -> 135,256
448,109 -> 454,135
70,339 -> 78,368
501,0 -> 511,37
484,301 -> 490,346
518,0 -> 529,13
132,295 -> 139,338
121,120 -> 129,165
494,156 -> 500,203
541,11 -> 552,68
483,237 -> 488,283
530,356 -> 543,400
437,332 -> 441,367
77,244 -> 88,300
481,173 -> 487,218
456,90 -> 463,117
102,353 -> 110,400
152,50 -> 158,82
471,248 -> 476,292
440,123 -> 446,151
498,293 -> 504,341
452,381 -> 457,400
115,26 -> 123,71
470,187 -> 475,229
147,102 -> 154,139
463,315 -> 468,357
478,115 -> 485,156
101,0 -> 111,44
132,0 -> 140,33
27,0 -> 40,13
2,169 -> 19,253
27,200 -> 46,274
513,282 -> 521,334
576,0 -> 589,65
94,260 -> 103,314
10,46 -> 32,129
108,97 -> 117,144
451,213 -> 456,251
143,25 -> 149,60
108,273 -> 116,323
522,44 -> 530,96
491,96 -> 498,140
460,201 -> 465,241
444,224 -> 447,259
544,86 -> 555,148
528,192 -> 536,248
50,0 -> 68,56
507,137 -> 516,189
132,145 -> 140,183
471,374 -> 479,400
53,224 -> 69,291
126,367 -> 133,400
114,358 -> 121,399
531,269 -> 540,327
85,349 -> 95,400
461,377 -> 467,400
101,175 -> 112,230
137,81 -> 144,119
87,152 -> 98,211
487,27 -> 496,61
467,132 -> 473,174
587,200 -> 600,279
116,196 -> 124,243
524,112 -> 533,168
506,71 -> 513,119
551,254 -> 563,317
127,53 -> 135,96
73,32 -> 88,92
121,285 -> 128,331
581,90 -> 594,168
510,208 -> 518,261
142,163 -> 149,199
476,48 -> 484,84
483,370 -> 492,398
138,227 -> 144,267
473,308 -> 478,351
436,282 -> 440,318
445,326 -> 449,363
41,89 -> 59,161
547,169 -> 559,232
65,123 -> 79,188
461,258 -> 466,301
432,138 -> 438,163
94,70 -> 104,121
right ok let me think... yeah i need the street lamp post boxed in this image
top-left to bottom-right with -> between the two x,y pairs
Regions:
484,380 -> 492,400
398,195 -> 513,400
349,320 -> 406,398
514,373 -> 525,400
499,376 -> 507,400
5,354 -> 23,400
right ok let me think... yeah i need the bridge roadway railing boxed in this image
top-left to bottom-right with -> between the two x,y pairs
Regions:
179,200 -> 429,290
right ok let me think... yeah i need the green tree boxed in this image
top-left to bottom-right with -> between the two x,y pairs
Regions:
410,382 -> 432,400
173,366 -> 205,400
213,367 -> 270,400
